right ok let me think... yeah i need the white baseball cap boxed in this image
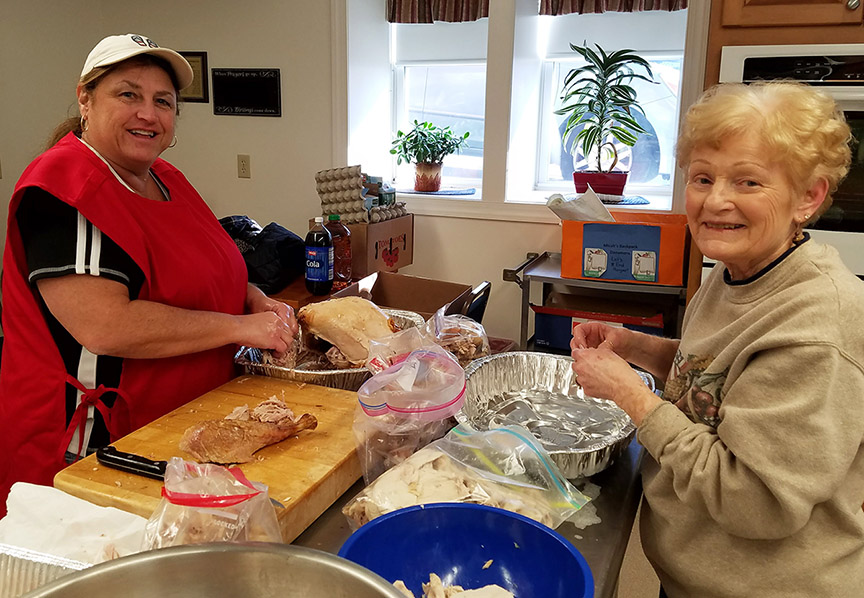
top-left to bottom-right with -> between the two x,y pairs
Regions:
81,33 -> 194,90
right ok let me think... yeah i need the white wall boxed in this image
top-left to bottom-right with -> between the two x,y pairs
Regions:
0,0 -> 332,246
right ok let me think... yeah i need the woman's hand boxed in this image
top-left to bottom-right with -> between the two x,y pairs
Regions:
571,345 -> 662,426
571,322 -> 633,356
245,284 -> 299,337
240,310 -> 297,355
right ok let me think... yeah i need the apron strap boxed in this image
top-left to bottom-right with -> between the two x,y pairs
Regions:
59,374 -> 132,463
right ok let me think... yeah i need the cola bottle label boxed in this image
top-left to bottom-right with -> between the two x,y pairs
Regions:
306,246 -> 334,282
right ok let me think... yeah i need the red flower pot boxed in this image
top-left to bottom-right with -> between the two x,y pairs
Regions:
414,162 -> 443,192
573,171 -> 628,196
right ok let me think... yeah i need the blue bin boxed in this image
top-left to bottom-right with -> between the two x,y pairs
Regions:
339,502 -> 594,598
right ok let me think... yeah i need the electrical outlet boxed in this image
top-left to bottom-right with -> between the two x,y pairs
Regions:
237,154 -> 251,179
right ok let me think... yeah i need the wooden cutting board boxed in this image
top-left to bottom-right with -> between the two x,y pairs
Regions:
53,374 -> 362,543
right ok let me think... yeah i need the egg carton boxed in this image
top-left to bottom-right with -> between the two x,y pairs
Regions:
324,203 -> 409,225
315,165 -> 364,205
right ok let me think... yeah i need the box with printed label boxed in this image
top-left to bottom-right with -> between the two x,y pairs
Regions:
347,214 -> 414,277
561,213 -> 688,286
531,293 -> 665,351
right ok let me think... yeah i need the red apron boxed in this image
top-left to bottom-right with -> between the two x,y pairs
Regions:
0,133 -> 247,516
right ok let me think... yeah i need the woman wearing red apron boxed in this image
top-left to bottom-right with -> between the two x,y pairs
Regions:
0,34 -> 298,517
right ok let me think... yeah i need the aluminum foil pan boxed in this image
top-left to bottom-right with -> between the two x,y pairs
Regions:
235,309 -> 426,392
0,543 -> 89,598
456,351 -> 655,479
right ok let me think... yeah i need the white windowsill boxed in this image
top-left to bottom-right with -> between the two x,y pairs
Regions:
398,187 -> 674,223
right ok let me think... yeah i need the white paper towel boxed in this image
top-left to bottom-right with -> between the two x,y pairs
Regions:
546,186 -> 615,222
0,483 -> 147,564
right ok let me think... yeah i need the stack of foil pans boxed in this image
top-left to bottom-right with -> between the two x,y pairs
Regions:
235,309 -> 426,392
456,351 -> 655,478
0,543 -> 89,598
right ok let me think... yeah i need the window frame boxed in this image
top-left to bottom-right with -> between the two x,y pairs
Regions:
536,51 -> 686,199
336,0 -> 711,222
391,59 -> 488,192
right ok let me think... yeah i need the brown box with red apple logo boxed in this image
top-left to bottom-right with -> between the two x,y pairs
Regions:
346,214 -> 414,278
332,271 -> 473,321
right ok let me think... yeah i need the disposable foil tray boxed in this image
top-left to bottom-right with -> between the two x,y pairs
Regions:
456,351 -> 655,478
235,309 -> 425,392
0,543 -> 89,598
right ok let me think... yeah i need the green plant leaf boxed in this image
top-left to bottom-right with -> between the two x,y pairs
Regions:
556,43 -> 656,173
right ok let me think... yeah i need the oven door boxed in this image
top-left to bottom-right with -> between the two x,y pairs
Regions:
807,105 -> 864,234
805,103 -> 864,277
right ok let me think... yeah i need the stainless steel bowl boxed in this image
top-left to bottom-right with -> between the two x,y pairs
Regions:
236,309 -> 425,391
22,543 -> 405,598
456,351 -> 654,478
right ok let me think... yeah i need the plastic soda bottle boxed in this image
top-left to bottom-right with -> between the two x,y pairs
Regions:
325,214 -> 352,291
305,216 -> 333,295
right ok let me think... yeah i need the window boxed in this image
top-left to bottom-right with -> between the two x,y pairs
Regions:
393,63 -> 486,189
343,0 -> 701,219
537,53 -> 684,197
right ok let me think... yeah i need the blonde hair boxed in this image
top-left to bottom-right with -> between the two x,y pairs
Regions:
676,82 -> 852,219
46,54 -> 181,149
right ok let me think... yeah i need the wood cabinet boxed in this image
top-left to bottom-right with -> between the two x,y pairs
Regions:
722,0 -> 862,28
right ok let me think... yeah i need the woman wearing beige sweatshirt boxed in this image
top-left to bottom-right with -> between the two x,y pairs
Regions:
571,82 -> 864,598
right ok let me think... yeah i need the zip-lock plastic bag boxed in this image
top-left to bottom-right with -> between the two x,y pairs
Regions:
354,346 -> 466,484
142,458 -> 282,549
343,424 -> 590,530
365,327 -> 436,375
424,307 -> 490,367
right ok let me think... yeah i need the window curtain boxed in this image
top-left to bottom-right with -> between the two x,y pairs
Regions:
386,0 -> 489,23
539,0 -> 687,14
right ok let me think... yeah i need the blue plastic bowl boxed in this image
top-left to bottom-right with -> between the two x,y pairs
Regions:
338,502 -> 593,598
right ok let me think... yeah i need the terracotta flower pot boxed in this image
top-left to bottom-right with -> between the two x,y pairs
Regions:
573,171 -> 628,196
414,162 -> 442,192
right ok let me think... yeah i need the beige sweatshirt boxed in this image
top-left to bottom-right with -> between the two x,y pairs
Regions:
637,239 -> 864,598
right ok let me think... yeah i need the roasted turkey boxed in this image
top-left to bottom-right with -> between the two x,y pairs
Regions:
180,398 -> 317,464
297,296 -> 396,367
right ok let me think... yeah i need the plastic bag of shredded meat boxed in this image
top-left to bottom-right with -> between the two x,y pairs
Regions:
142,458 -> 282,549
354,346 -> 465,484
424,307 -> 490,367
343,425 -> 589,530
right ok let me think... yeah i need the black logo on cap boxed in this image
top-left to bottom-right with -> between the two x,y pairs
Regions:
130,35 -> 147,47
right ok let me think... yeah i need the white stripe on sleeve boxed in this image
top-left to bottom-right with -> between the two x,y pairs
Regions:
89,225 -> 102,276
75,212 -> 87,275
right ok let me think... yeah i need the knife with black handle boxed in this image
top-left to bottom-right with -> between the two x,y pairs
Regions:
96,445 -> 168,480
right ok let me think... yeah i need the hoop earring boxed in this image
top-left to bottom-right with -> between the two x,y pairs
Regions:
80,116 -> 88,133
168,135 -> 178,148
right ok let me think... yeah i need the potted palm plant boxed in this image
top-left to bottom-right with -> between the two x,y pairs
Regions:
390,120 -> 470,192
555,43 -> 654,196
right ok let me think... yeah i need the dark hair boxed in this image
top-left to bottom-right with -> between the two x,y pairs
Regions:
46,54 -> 182,149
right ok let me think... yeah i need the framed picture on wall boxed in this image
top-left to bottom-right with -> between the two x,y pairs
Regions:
179,51 -> 209,103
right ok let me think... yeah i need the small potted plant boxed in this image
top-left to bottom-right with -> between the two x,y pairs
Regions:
555,43 -> 654,196
390,120 -> 470,192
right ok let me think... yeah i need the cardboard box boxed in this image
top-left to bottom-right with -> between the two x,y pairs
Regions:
531,292 -> 665,351
347,214 -> 414,277
561,213 -> 688,286
333,271 -> 472,320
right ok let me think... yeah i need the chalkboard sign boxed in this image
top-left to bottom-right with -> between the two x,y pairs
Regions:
212,68 -> 281,117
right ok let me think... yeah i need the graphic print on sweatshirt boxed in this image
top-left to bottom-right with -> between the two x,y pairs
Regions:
663,351 -> 728,428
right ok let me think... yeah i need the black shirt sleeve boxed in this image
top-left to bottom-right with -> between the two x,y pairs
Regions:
16,187 -> 145,298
